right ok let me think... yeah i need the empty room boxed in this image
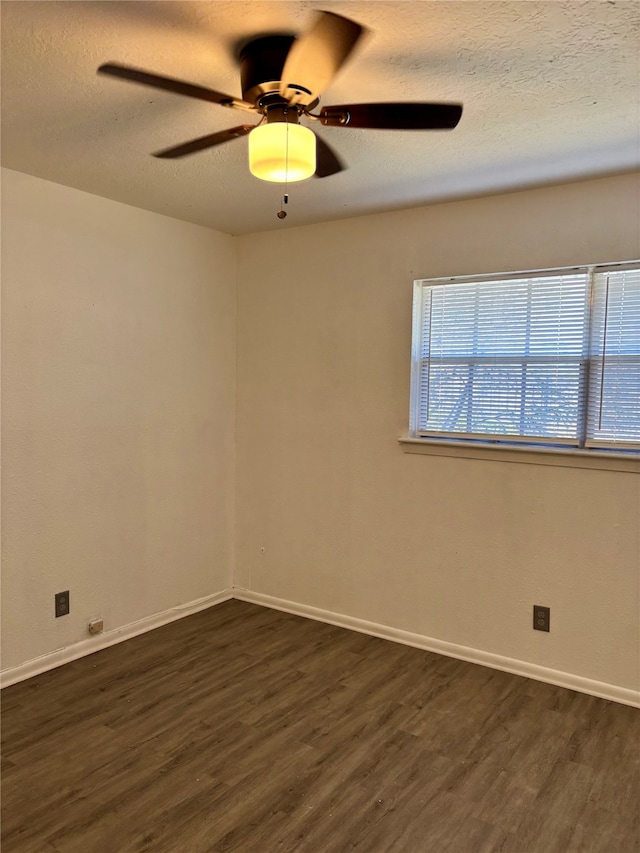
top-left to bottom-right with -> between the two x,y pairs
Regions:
1,2 -> 639,851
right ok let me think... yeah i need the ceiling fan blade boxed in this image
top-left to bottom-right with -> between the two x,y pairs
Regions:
320,103 -> 463,130
280,12 -> 365,106
314,135 -> 346,178
152,125 -> 255,159
98,63 -> 255,112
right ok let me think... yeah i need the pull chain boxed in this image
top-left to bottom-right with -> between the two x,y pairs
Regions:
277,112 -> 290,220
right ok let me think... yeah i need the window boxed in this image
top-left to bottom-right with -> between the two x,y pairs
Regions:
410,263 -> 640,452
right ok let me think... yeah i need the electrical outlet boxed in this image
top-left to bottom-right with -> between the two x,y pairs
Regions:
55,590 -> 70,618
533,605 -> 550,632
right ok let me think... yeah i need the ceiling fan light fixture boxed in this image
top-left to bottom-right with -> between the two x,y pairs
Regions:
248,122 -> 316,183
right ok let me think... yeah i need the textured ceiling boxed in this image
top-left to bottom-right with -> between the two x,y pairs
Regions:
2,1 -> 639,235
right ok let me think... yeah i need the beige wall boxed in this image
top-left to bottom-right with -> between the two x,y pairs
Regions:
1,169 -> 236,670
2,169 -> 638,694
235,174 -> 640,691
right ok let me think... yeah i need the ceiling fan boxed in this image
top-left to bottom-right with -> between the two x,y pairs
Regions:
97,10 -> 463,183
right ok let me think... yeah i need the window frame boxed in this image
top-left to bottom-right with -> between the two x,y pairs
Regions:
408,261 -> 640,460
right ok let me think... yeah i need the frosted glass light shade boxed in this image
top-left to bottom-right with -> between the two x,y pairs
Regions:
249,122 -> 316,182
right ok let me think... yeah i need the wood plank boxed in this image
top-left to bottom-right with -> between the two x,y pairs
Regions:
2,599 -> 638,852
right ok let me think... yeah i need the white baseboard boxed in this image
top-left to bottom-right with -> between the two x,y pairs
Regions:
233,588 -> 640,709
4,585 -> 638,708
0,588 -> 233,689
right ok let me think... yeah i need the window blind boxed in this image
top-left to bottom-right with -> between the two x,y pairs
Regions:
411,264 -> 640,451
586,267 -> 640,448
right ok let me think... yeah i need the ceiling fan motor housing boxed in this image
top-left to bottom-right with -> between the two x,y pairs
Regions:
239,35 -> 315,109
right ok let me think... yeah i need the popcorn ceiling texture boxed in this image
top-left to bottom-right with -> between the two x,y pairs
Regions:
1,1 -> 639,234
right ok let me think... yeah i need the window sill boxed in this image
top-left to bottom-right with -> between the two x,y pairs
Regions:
399,437 -> 640,473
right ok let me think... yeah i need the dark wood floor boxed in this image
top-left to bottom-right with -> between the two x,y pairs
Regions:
1,600 -> 638,853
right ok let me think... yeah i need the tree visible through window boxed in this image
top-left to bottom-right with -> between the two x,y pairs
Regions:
410,264 -> 640,451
